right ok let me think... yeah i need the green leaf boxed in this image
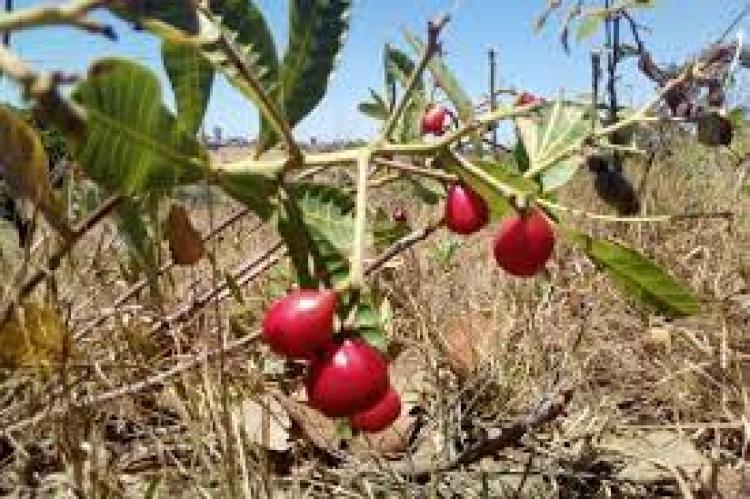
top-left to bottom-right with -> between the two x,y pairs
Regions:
72,58 -> 208,195
385,45 -> 419,89
162,40 -> 215,135
201,1 -> 282,144
358,89 -> 389,120
351,290 -> 390,353
283,183 -> 355,287
516,98 -> 589,191
567,230 -> 700,317
372,208 -> 410,252
408,175 -> 444,205
260,0 -> 351,150
117,199 -> 161,301
0,106 -> 71,238
576,14 -> 603,42
541,156 -> 584,192
383,43 -> 396,110
212,163 -> 278,220
358,101 -> 389,121
111,0 -> 200,38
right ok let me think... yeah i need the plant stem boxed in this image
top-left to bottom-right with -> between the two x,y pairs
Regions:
348,150 -> 372,291
537,197 -> 733,223
0,0 -> 113,37
373,157 -> 457,182
381,15 -> 449,141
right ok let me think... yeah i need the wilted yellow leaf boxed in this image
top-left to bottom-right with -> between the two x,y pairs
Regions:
0,106 -> 72,239
0,301 -> 68,369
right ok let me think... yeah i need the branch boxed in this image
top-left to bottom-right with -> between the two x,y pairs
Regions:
0,195 -> 123,329
381,14 -> 449,141
373,157 -> 457,183
0,0 -> 115,39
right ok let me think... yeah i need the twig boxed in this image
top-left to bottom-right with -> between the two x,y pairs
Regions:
0,195 -> 123,328
365,219 -> 444,276
74,208 -> 256,340
0,0 -> 115,39
373,157 -> 457,183
381,14 -> 449,140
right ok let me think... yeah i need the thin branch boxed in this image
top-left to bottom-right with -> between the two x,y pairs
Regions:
0,0 -> 115,39
381,14 -> 450,140
373,157 -> 457,183
0,195 -> 123,328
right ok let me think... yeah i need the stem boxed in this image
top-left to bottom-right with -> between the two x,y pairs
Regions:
373,157 -> 457,182
0,0 -> 113,38
537,197 -> 733,223
348,150 -> 371,290
381,15 -> 449,141
0,195 -> 123,328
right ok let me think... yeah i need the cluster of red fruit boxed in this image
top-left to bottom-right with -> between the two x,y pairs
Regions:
262,290 -> 401,432
422,97 -> 555,277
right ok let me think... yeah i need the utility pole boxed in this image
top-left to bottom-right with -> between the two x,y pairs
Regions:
3,0 -> 11,47
488,46 -> 498,158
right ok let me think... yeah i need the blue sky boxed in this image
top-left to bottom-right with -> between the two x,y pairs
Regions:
2,1 -> 748,141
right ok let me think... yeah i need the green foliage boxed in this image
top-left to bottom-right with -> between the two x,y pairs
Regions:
280,183 -> 355,287
372,208 -> 410,252
111,0 -> 200,38
404,31 -> 473,125
162,40 -> 215,135
259,0 -> 352,151
72,58 -> 208,195
443,155 -> 540,221
567,230 -> 700,317
357,89 -> 390,121
515,99 -> 589,191
116,198 -> 161,301
212,163 -> 278,221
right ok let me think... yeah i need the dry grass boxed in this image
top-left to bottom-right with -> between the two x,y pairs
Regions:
0,131 -> 748,497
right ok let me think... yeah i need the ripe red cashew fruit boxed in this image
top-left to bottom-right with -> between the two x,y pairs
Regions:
515,92 -> 544,107
262,289 -> 337,361
445,183 -> 490,235
421,105 -> 448,135
493,208 -> 555,277
350,387 -> 402,433
306,339 -> 390,418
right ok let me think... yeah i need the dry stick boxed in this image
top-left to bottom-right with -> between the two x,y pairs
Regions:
0,195 -> 123,327
74,207 -> 255,340
4,219 -> 444,434
386,384 -> 574,477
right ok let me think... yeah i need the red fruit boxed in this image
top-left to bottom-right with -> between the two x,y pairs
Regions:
262,289 -> 337,360
306,339 -> 389,418
421,105 -> 448,135
493,208 -> 555,277
445,183 -> 489,235
516,92 -> 543,107
392,207 -> 407,223
350,387 -> 401,433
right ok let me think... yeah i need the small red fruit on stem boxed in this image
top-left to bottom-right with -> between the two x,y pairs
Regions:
493,208 -> 555,277
262,289 -> 337,360
392,207 -> 407,223
306,339 -> 389,418
515,92 -> 544,107
421,105 -> 448,135
445,183 -> 489,235
350,387 -> 402,433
